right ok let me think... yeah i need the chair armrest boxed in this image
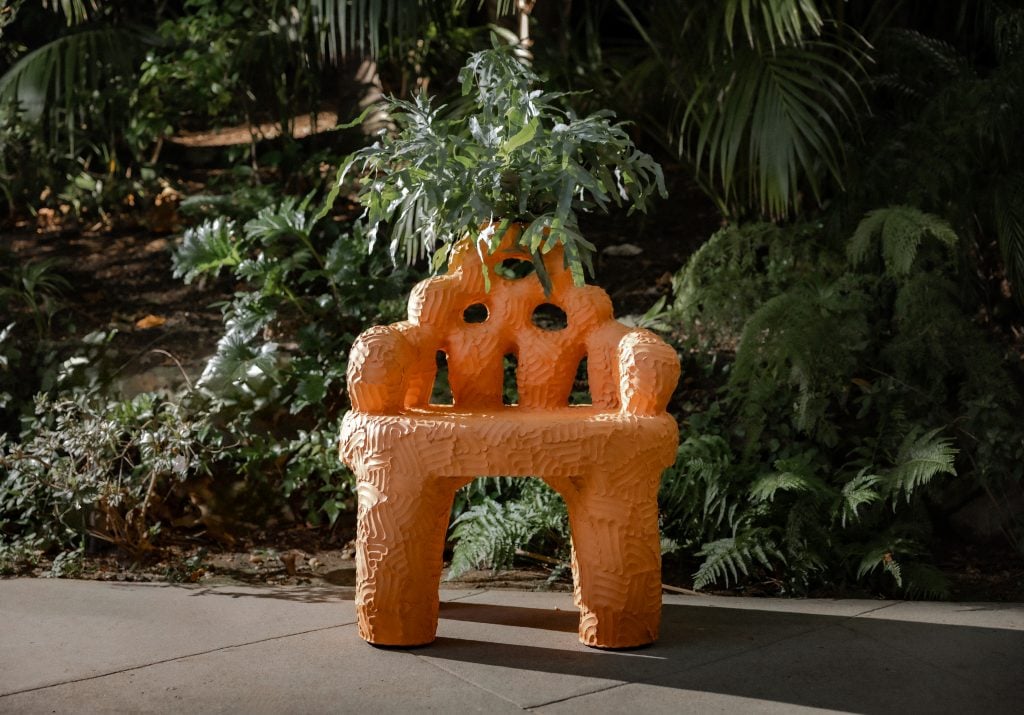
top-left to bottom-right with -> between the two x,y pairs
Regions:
346,325 -> 416,414
617,330 -> 680,416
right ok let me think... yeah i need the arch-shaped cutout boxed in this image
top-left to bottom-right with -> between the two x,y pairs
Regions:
430,350 -> 452,405
463,303 -> 489,324
569,357 -> 592,405
495,257 -> 535,280
502,353 -> 519,405
531,303 -> 568,331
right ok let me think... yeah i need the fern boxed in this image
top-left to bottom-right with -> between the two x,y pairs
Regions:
835,471 -> 883,527
447,480 -> 567,579
659,434 -> 738,541
847,206 -> 958,277
901,562 -> 951,600
886,428 -> 958,504
693,527 -> 783,589
729,281 -> 870,439
855,537 -> 948,598
749,458 -> 832,503
856,541 -> 907,585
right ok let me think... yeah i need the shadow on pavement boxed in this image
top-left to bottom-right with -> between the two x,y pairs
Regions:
430,602 -> 1024,714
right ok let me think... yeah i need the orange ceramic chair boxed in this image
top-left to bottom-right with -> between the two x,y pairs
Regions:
339,227 -> 680,649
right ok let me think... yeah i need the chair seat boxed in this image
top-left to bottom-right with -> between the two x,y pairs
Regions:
341,407 -> 678,479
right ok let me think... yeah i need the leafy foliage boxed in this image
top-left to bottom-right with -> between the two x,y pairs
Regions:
847,206 -> 958,277
171,218 -> 240,284
608,0 -> 866,218
0,391 -> 200,557
447,478 -> 568,579
1,184 -> 415,560
660,208 -> 1022,598
342,46 -> 666,286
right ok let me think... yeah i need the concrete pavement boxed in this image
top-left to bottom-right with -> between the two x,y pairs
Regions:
1,579 -> 1022,713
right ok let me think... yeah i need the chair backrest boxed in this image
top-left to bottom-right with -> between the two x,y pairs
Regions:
405,225 -> 625,410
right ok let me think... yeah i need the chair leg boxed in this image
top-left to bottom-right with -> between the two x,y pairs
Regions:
563,468 -> 663,649
353,467 -> 463,646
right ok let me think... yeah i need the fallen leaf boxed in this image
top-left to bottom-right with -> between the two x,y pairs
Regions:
135,314 -> 167,329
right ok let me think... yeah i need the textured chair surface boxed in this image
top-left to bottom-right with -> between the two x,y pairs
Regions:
340,226 -> 680,649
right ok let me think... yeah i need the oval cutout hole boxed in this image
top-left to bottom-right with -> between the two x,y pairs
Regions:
495,257 -> 535,280
463,303 -> 489,324
532,303 -> 568,331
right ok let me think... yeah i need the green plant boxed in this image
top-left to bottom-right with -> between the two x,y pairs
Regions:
0,391 -> 200,557
0,257 -> 69,339
171,190 -> 415,528
600,0 -> 867,218
340,44 -> 666,287
447,478 -> 569,579
659,208 -> 1023,598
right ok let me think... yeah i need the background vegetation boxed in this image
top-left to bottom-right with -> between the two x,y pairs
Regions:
1,0 -> 1022,598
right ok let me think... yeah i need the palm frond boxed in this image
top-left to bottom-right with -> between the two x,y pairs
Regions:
683,39 -> 866,217
994,174 -> 1024,303
721,0 -> 823,50
313,0 -> 518,62
43,0 -> 97,26
0,27 -> 142,150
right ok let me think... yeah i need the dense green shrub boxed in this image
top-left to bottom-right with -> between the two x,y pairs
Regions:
0,187 -> 416,565
173,193 -> 414,526
660,211 -> 1023,597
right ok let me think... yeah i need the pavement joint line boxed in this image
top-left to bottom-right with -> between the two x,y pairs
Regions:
0,619 -> 359,700
527,681 -> 631,711
835,616 -> 1019,700
849,601 -> 902,618
441,588 -> 490,603
408,649 -> 527,710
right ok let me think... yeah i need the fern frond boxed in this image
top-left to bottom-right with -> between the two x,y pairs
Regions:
730,282 -> 870,438
693,528 -> 782,589
835,471 -> 883,527
447,499 -> 526,578
901,562 -> 951,600
749,462 -> 831,504
447,481 -> 567,579
847,206 -> 959,276
885,28 -> 974,80
886,427 -> 958,503
856,543 -> 903,586
659,434 -> 736,536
